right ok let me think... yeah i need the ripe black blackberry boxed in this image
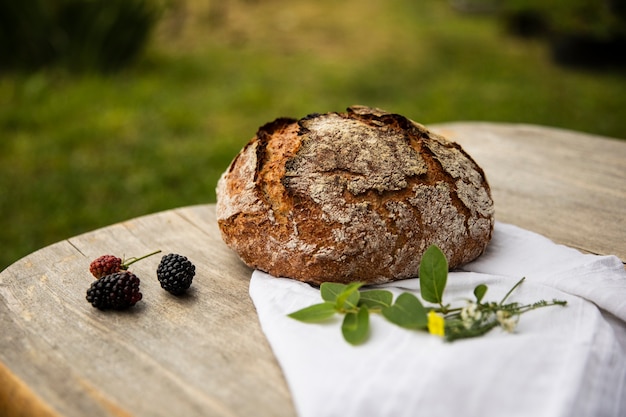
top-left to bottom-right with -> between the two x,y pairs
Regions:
89,250 -> 161,279
157,253 -> 196,295
86,271 -> 143,310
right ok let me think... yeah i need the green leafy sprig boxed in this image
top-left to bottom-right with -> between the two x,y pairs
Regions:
288,245 -> 567,345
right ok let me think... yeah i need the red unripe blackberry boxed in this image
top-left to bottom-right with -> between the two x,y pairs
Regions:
89,255 -> 123,278
86,271 -> 143,310
157,253 -> 196,295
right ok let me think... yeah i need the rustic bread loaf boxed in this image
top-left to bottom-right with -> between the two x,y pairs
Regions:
216,106 -> 494,285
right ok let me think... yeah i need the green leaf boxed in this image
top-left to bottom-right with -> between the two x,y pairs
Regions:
320,283 -> 347,303
335,282 -> 363,310
359,290 -> 393,309
474,284 -> 488,303
344,289 -> 361,309
382,293 -> 427,329
419,245 -> 448,304
288,302 -> 337,323
342,306 -> 370,345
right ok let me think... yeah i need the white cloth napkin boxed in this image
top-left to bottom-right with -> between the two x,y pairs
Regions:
249,222 -> 626,417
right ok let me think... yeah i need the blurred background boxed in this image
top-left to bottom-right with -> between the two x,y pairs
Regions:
1,0 -> 625,271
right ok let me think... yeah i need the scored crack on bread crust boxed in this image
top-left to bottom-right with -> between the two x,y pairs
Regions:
216,105 -> 495,285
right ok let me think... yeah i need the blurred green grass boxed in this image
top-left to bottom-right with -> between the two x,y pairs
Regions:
1,0 -> 625,270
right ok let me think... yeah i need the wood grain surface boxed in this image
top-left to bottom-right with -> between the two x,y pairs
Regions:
1,205 -> 293,417
1,123 -> 625,417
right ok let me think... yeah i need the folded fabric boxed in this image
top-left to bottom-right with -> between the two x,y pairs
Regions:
249,222 -> 626,417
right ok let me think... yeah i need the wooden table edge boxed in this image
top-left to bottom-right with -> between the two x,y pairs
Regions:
0,360 -> 61,417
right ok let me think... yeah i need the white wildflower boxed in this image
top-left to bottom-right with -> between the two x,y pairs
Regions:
460,301 -> 482,328
496,310 -> 518,333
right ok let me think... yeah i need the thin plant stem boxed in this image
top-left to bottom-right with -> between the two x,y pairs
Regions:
124,249 -> 162,267
500,277 -> 526,305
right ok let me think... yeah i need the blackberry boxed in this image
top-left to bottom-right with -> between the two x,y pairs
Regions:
157,253 -> 196,295
86,271 -> 143,310
89,255 -> 123,279
89,250 -> 161,279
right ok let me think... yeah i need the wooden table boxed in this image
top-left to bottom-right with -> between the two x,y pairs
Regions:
1,123 -> 625,417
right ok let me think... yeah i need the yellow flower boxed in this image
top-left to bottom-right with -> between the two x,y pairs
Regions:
427,310 -> 445,337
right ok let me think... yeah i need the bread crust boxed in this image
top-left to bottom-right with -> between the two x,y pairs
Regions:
216,106 -> 494,285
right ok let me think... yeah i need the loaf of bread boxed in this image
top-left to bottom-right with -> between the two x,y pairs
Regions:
216,106 -> 494,285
